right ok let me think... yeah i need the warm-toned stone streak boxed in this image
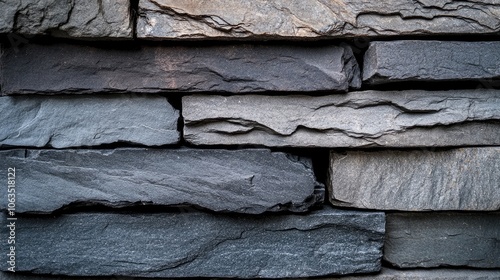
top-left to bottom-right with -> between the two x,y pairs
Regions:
137,0 -> 500,40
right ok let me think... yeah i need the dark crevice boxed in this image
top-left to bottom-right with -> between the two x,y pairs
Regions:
130,0 -> 139,39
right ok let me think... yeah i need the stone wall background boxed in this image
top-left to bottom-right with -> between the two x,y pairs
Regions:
0,1 -> 499,279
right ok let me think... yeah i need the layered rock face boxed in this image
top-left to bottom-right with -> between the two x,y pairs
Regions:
328,148 -> 500,211
137,0 -> 500,39
0,148 -> 323,214
385,213 -> 500,268
183,90 -> 500,148
0,208 -> 385,277
0,95 -> 179,148
0,43 -> 360,94
0,0 -> 132,38
363,41 -> 500,84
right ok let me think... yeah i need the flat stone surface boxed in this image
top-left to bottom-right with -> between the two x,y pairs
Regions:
328,148 -> 500,211
0,208 -> 384,277
183,90 -> 500,148
0,0 -> 132,39
385,213 -> 500,268
1,43 -> 360,95
0,148 -> 323,214
338,268 -> 500,279
137,0 -> 500,39
0,95 -> 179,148
363,41 -> 500,84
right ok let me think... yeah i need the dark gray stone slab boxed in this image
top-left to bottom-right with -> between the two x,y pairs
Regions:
137,0 -> 500,40
0,208 -> 385,277
328,148 -> 500,211
338,268 -> 500,279
183,90 -> 500,148
364,41 -> 500,84
0,95 -> 179,148
1,43 -> 360,95
385,213 -> 500,268
0,0 -> 132,39
0,148 -> 323,214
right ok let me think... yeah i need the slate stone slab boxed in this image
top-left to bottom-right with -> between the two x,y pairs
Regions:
0,95 -> 179,148
0,148 -> 323,214
328,148 -> 500,211
385,213 -> 500,268
0,43 -> 360,95
183,90 -> 500,148
339,268 -> 500,280
0,0 -> 132,39
0,208 -> 384,277
363,41 -> 500,84
137,0 -> 500,40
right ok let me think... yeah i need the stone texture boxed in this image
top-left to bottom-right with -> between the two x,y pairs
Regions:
0,43 -> 360,95
385,213 -> 500,268
363,41 -> 500,84
0,208 -> 385,277
183,90 -> 500,148
0,0 -> 132,39
338,268 -> 500,279
328,148 -> 500,211
137,0 -> 500,40
0,95 -> 179,148
0,148 -> 323,214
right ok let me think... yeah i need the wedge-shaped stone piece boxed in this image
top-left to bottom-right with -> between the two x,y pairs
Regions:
385,213 -> 500,268
364,41 -> 500,84
1,43 -> 360,95
183,90 -> 500,148
328,148 -> 500,211
0,208 -> 384,277
0,0 -> 132,38
0,148 -> 323,214
137,0 -> 500,40
0,95 -> 179,148
339,268 -> 500,279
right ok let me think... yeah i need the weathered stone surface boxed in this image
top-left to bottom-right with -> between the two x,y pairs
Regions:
137,0 -> 500,40
0,148 -> 323,214
328,148 -> 500,211
1,43 -> 360,95
363,41 -> 500,84
385,213 -> 500,268
0,95 -> 179,148
0,0 -> 132,38
183,90 -> 500,148
338,268 -> 500,279
0,208 -> 385,277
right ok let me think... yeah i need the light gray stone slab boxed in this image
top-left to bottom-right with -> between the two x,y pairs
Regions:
137,0 -> 500,40
0,95 -> 179,148
385,213 -> 500,268
335,268 -> 500,279
0,0 -> 132,39
0,208 -> 385,277
183,90 -> 500,148
328,148 -> 500,211
0,148 -> 323,214
364,41 -> 500,84
1,43 -> 359,95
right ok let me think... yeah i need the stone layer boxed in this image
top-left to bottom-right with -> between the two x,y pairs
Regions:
364,41 -> 500,84
340,269 -> 500,280
137,0 -> 500,39
328,148 -> 500,211
1,43 -> 360,95
183,90 -> 500,148
385,213 -> 500,268
0,0 -> 132,39
0,148 -> 323,214
0,208 -> 385,278
0,94 -> 179,148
